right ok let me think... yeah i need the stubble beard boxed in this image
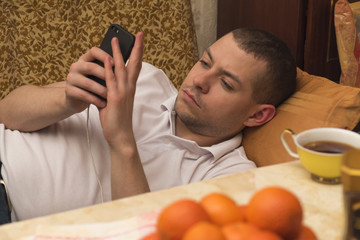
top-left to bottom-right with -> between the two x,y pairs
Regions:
174,98 -> 225,138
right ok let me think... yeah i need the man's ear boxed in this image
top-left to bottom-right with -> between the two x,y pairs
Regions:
243,104 -> 276,127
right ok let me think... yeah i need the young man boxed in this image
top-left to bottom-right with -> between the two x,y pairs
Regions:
0,28 -> 296,223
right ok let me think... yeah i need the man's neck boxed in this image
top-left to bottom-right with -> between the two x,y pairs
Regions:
174,115 -> 225,147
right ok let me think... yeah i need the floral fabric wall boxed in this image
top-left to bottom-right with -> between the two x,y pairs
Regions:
0,0 -> 199,98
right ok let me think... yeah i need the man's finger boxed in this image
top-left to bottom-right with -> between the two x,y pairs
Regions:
79,47 -> 111,63
104,55 -> 116,90
111,37 -> 126,73
127,32 -> 144,83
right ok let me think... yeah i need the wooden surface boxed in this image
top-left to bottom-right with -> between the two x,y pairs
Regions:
304,0 -> 341,82
217,0 -> 306,68
217,0 -> 342,82
0,161 -> 345,240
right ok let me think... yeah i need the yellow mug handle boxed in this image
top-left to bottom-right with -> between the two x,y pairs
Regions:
280,129 -> 299,158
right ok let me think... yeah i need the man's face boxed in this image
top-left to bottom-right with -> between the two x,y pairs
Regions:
174,33 -> 267,141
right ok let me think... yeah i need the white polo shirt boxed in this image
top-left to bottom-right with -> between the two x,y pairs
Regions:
0,62 -> 255,221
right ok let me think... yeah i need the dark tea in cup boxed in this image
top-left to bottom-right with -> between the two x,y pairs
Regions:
303,141 -> 355,154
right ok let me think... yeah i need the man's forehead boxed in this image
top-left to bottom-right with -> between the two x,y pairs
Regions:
209,36 -> 268,88
207,35 -> 266,70
211,32 -> 234,47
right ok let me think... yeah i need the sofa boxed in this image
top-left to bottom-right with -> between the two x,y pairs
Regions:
1,0 -> 360,167
0,0 -> 198,98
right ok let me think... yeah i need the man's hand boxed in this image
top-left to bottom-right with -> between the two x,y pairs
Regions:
99,32 -> 143,146
0,45 -> 112,131
65,46 -> 110,114
98,32 -> 149,199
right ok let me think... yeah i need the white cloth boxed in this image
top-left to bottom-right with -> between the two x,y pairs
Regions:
0,62 -> 255,221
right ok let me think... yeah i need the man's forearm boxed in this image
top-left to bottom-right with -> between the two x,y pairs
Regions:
110,140 -> 150,200
0,82 -> 75,132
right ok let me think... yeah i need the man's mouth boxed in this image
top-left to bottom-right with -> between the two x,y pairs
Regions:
182,89 -> 201,108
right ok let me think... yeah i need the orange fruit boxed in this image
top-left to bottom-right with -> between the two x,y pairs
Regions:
293,225 -> 317,240
156,199 -> 210,240
237,205 -> 247,222
200,192 -> 244,226
222,222 -> 261,240
183,221 -> 225,240
247,230 -> 283,240
140,231 -> 163,240
246,186 -> 303,240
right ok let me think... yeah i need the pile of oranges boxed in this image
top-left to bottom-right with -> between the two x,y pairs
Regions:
140,186 -> 317,240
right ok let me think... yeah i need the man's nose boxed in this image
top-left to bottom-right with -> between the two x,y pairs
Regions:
193,71 -> 215,93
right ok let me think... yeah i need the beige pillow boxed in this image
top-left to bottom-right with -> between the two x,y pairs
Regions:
242,68 -> 360,167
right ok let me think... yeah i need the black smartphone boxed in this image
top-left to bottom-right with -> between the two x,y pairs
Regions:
88,24 -> 135,87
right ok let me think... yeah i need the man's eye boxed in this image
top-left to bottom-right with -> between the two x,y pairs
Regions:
200,60 -> 209,67
221,79 -> 233,90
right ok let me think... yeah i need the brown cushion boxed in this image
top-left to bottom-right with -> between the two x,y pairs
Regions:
0,0 -> 198,99
242,68 -> 360,167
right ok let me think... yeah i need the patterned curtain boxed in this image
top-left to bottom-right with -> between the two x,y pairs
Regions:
191,0 -> 218,56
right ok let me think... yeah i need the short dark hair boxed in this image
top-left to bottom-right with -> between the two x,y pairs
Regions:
232,28 -> 296,107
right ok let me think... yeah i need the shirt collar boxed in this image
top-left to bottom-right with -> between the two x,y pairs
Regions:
161,95 -> 177,134
202,133 -> 243,161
